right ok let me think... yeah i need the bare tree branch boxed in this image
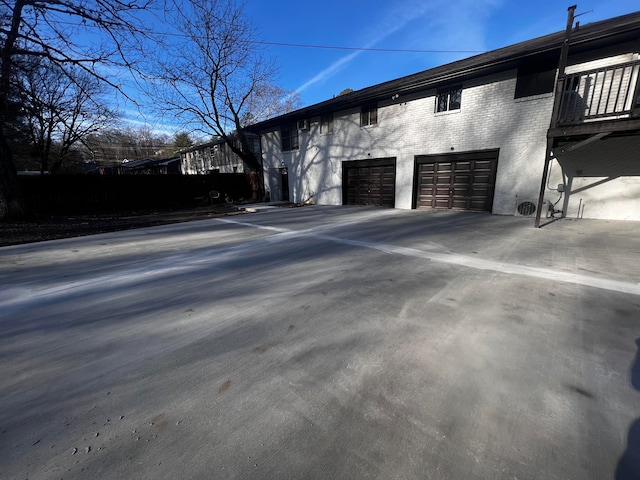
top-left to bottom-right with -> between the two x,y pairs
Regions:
18,57 -> 118,173
150,0 -> 300,184
0,0 -> 156,218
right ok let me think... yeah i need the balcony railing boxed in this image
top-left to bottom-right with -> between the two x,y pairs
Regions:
556,60 -> 640,125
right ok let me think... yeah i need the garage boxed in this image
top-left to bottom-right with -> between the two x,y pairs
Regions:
413,150 -> 499,211
343,158 -> 396,207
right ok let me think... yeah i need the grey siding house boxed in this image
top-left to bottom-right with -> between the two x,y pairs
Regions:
179,133 -> 261,175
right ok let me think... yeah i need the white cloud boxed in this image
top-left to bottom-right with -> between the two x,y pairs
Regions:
294,1 -> 439,94
294,0 -> 507,95
295,50 -> 363,94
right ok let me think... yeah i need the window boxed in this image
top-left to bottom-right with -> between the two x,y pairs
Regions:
249,136 -> 261,154
515,58 -> 557,98
320,113 -> 334,134
360,104 -> 378,126
436,87 -> 462,112
281,123 -> 299,151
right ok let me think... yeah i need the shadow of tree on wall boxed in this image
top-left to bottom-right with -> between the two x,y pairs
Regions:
261,105 -> 407,206
292,112 -> 404,207
260,70 -> 559,213
616,338 -> 640,479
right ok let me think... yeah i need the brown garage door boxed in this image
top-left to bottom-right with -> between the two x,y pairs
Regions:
414,150 -> 499,211
343,158 -> 396,207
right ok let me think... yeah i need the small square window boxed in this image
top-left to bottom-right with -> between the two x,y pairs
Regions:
515,58 -> 557,98
436,87 -> 462,112
360,105 -> 378,126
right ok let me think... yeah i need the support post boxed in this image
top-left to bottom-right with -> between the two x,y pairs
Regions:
535,5 -> 576,228
535,139 -> 554,228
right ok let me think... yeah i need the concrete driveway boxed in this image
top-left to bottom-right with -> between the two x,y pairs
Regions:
1,206 -> 639,480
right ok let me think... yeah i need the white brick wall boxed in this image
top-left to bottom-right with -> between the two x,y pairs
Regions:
261,69 -> 555,214
259,61 -> 640,220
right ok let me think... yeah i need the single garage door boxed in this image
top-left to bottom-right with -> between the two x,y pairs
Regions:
414,150 -> 499,211
343,158 -> 396,207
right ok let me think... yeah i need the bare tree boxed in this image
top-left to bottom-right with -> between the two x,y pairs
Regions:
152,0 -> 300,192
19,58 -> 118,174
82,127 -> 173,165
0,0 -> 153,219
241,84 -> 301,126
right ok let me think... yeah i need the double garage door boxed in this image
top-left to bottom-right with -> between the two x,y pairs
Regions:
414,150 -> 499,211
343,158 -> 396,207
342,151 -> 498,211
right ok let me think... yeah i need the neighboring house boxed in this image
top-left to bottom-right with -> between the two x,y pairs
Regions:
116,157 -> 181,175
179,134 -> 261,175
249,10 -> 640,222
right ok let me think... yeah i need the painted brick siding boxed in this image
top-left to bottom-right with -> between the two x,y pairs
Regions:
260,69 -> 556,214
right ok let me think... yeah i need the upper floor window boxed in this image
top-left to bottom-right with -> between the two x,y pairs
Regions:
360,104 -> 378,126
281,123 -> 299,151
436,86 -> 462,112
320,113 -> 334,134
249,136 -> 261,154
515,58 -> 557,98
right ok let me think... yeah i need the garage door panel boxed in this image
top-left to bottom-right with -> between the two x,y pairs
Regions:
472,174 -> 492,183
343,158 -> 396,207
453,175 -> 471,184
415,150 -> 498,212
474,187 -> 493,196
453,162 -> 471,171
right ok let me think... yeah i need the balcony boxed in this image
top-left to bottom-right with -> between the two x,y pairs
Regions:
550,60 -> 640,138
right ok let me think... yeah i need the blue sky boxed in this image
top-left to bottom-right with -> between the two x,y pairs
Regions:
122,0 -> 639,134
243,0 -> 638,107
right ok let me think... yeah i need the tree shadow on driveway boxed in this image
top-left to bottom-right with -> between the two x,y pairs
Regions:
616,338 -> 640,479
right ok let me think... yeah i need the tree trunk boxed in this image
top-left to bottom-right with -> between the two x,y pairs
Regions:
0,0 -> 27,219
0,134 -> 26,220
225,129 -> 265,201
237,150 -> 264,201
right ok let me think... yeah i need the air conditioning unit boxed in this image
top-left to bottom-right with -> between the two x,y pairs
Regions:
514,198 -> 539,217
297,119 -> 309,131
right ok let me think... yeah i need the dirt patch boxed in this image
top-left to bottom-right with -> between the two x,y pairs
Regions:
0,205 -> 247,247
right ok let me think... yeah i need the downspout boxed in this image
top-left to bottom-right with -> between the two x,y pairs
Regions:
535,5 -> 576,228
